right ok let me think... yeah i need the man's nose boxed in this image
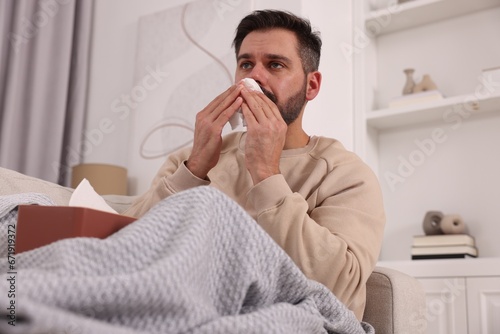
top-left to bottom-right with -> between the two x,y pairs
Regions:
248,63 -> 267,86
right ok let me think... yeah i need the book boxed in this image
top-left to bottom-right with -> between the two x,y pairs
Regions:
388,90 -> 444,108
411,245 -> 478,258
412,254 -> 476,260
412,234 -> 475,247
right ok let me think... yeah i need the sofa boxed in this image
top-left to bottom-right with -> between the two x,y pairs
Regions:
0,167 -> 427,333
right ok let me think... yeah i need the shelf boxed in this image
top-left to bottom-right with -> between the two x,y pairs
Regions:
377,257 -> 500,278
366,92 -> 500,130
366,0 -> 500,36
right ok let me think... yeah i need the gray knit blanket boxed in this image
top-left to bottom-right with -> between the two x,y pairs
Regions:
0,187 -> 374,334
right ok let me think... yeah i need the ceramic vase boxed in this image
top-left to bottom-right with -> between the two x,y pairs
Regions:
402,68 -> 415,95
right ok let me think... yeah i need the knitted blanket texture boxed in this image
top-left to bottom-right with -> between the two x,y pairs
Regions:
0,187 -> 373,334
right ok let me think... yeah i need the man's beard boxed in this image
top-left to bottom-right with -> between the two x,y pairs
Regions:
260,81 -> 307,125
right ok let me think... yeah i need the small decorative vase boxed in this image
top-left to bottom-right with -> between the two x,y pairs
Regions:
413,74 -> 438,93
402,68 -> 415,95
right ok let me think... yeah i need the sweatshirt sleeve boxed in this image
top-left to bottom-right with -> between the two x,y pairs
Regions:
123,148 -> 209,218
246,158 -> 385,320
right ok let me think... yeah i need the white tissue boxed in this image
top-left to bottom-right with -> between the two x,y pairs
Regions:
229,78 -> 263,130
241,77 -> 262,92
69,178 -> 118,214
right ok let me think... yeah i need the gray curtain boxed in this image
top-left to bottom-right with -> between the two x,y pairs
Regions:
0,0 -> 93,185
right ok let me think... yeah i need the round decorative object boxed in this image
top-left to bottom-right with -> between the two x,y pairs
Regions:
440,215 -> 466,234
422,210 -> 444,235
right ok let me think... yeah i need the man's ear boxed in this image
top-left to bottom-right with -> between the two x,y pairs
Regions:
305,71 -> 322,101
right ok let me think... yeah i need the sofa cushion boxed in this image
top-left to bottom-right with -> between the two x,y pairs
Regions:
0,167 -> 137,213
102,194 -> 137,214
0,167 -> 73,206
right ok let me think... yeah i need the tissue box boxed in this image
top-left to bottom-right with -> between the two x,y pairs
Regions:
16,205 -> 136,253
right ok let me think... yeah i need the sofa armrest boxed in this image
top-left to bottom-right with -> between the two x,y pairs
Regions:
363,266 -> 427,334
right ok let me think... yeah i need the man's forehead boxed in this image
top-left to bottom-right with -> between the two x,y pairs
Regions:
237,52 -> 291,62
237,29 -> 300,59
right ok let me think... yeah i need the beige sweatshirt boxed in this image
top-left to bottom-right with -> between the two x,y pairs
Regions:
124,131 -> 385,320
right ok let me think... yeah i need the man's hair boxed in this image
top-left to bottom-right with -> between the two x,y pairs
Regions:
232,10 -> 322,74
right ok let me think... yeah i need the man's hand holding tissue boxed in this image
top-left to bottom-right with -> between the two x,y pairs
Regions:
186,85 -> 243,180
240,86 -> 287,185
186,79 -> 286,185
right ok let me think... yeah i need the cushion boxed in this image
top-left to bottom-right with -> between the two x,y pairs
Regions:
0,167 -> 73,205
0,167 -> 137,213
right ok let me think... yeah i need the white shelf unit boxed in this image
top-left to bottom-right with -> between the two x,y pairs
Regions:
378,258 -> 500,334
353,0 -> 500,261
355,2 -> 500,331
366,92 -> 500,130
366,0 -> 500,36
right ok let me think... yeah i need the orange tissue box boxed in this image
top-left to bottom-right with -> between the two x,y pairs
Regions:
16,205 -> 137,254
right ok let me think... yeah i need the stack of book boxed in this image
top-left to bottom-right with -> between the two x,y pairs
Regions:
411,234 -> 478,260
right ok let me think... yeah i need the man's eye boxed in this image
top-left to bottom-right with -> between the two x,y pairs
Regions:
240,62 -> 253,70
270,62 -> 284,69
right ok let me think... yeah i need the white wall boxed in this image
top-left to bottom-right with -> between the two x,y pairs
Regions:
84,0 -> 193,171
301,1 -> 353,149
84,0 -> 355,195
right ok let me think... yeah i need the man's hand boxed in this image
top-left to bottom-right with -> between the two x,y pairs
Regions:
186,85 -> 243,179
240,88 -> 287,185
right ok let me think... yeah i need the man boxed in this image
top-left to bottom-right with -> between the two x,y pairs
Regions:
124,10 -> 385,320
